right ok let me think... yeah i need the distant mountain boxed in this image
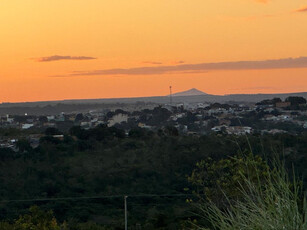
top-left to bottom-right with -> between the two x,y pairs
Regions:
1,91 -> 307,116
172,88 -> 208,97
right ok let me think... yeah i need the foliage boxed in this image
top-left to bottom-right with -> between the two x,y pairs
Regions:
189,153 -> 269,205
0,206 -> 63,230
286,96 -> 307,105
194,155 -> 307,230
256,98 -> 282,106
0,206 -> 111,230
1,126 -> 307,228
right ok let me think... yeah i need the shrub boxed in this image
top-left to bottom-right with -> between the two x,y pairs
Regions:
194,155 -> 307,230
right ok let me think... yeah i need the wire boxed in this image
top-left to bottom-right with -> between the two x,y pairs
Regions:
0,193 -> 200,203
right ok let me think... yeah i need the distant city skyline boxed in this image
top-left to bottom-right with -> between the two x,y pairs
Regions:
1,0 -> 307,102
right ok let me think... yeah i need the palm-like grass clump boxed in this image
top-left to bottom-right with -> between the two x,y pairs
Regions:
198,156 -> 307,230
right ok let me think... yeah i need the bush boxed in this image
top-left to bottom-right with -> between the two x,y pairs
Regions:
194,155 -> 307,230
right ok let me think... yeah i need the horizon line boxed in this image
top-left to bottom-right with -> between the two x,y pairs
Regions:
1,90 -> 307,105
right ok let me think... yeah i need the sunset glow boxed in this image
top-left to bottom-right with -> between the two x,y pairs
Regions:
1,0 -> 307,102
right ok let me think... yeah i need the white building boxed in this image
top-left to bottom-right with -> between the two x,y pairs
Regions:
108,114 -> 128,127
22,124 -> 34,129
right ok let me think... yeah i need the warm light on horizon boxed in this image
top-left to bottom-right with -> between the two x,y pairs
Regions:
1,0 -> 307,103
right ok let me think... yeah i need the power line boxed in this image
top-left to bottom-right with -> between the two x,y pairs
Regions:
0,193 -> 200,204
0,193 -> 200,230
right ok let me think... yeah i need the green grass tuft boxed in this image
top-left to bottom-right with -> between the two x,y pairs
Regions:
196,155 -> 307,230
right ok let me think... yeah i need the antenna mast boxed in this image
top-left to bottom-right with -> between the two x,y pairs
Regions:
169,86 -> 173,105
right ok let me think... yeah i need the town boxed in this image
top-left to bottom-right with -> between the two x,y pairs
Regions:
1,96 -> 306,151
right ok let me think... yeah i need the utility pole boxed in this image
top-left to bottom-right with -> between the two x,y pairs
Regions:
124,195 -> 128,230
169,86 -> 173,105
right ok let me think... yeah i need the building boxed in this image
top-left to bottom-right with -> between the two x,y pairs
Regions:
108,113 -> 128,127
276,102 -> 291,108
22,124 -> 34,129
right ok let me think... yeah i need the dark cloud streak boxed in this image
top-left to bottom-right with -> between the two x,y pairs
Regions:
174,61 -> 185,64
35,55 -> 96,62
295,6 -> 307,13
60,57 -> 307,77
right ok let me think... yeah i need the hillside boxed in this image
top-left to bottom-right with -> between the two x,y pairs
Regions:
172,88 -> 208,97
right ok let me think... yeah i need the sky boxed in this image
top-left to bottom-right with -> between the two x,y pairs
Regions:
1,0 -> 307,102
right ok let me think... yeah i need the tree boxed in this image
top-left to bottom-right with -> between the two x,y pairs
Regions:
12,206 -> 64,230
39,116 -> 48,123
188,153 -> 269,205
16,139 -> 32,153
256,98 -> 282,106
285,96 -> 307,106
106,111 -> 115,119
114,109 -> 127,115
0,207 -> 110,230
45,127 -> 62,136
0,147 -> 15,160
75,113 -> 84,122
164,126 -> 179,136
69,126 -> 87,139
129,127 -> 147,138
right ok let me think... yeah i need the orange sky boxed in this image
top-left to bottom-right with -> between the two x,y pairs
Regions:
1,0 -> 307,102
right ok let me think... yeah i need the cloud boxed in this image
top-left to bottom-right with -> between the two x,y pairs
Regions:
142,61 -> 163,65
173,61 -> 185,64
295,6 -> 307,13
234,86 -> 277,90
142,61 -> 185,65
35,55 -> 97,62
56,57 -> 307,77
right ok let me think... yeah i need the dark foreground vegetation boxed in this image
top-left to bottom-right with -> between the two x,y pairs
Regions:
1,125 -> 307,229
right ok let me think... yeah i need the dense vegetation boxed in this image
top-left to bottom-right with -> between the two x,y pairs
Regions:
194,154 -> 307,230
1,125 -> 307,229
